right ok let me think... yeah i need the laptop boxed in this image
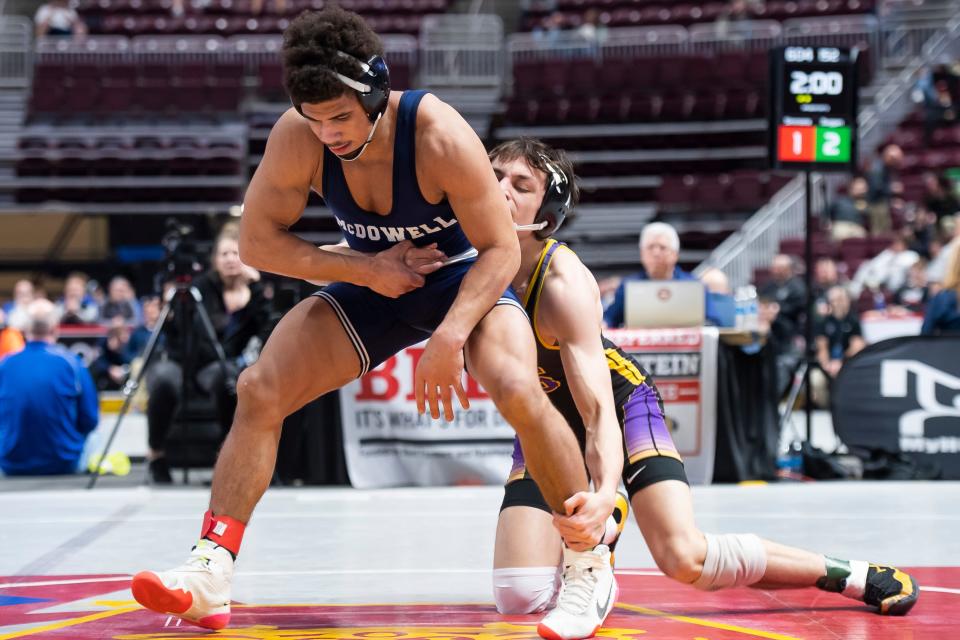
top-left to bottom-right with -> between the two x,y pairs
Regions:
623,280 -> 706,329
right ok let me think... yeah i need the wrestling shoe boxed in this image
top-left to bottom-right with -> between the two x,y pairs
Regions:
537,545 -> 618,640
605,491 -> 630,566
131,539 -> 233,629
863,564 -> 920,615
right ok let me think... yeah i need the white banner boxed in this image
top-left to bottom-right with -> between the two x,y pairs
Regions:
340,328 -> 719,488
339,342 -> 516,489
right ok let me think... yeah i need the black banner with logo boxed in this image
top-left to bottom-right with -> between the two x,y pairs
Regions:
832,336 -> 960,479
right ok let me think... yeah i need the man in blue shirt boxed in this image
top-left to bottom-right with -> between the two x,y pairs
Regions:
0,299 -> 99,475
603,222 -> 698,328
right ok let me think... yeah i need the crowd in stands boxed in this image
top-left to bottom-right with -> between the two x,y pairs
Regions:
0,222 -> 276,479
31,0 -> 448,37
751,96 -> 960,405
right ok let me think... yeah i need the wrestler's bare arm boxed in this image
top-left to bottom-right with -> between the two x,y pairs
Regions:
241,110 -> 349,280
538,250 -> 624,499
417,97 -> 521,346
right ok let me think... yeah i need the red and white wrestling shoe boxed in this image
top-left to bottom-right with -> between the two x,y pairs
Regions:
131,539 -> 234,630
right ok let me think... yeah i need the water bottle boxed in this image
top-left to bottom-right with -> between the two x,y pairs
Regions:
743,285 -> 759,332
776,441 -> 804,475
734,286 -> 748,330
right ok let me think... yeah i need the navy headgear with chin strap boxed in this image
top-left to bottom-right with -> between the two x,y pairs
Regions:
292,50 -> 390,123
527,153 -> 572,239
330,50 -> 391,123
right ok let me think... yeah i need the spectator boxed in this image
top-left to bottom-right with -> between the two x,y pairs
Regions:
758,254 -> 806,336
921,242 -> 960,334
145,224 -> 273,484
700,266 -> 731,294
57,271 -> 99,325
914,66 -> 958,144
91,321 -> 133,391
34,0 -> 87,39
851,230 -> 920,297
2,279 -> 35,333
927,222 -> 960,284
716,0 -> 759,38
603,222 -> 696,327
892,260 -> 930,313
811,286 -> 865,408
596,275 -> 621,311
576,8 -> 607,45
812,257 -> 842,317
867,144 -> 905,234
128,295 -> 162,359
905,203 -> 939,260
99,276 -> 141,325
251,0 -> 287,15
0,300 -> 98,475
0,309 -> 25,360
758,293 -> 800,396
923,172 -> 959,231
700,267 -> 736,327
827,175 -> 869,240
533,10 -> 566,46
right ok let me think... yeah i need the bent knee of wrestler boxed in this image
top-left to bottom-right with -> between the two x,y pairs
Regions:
492,567 -> 560,614
487,375 -> 545,427
691,533 -> 767,591
649,533 -> 706,584
235,365 -> 286,424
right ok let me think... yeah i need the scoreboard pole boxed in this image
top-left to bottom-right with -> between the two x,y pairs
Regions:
804,170 -> 814,444
769,45 -> 859,447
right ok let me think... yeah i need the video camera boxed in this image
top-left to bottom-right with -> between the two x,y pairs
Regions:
161,218 -> 204,281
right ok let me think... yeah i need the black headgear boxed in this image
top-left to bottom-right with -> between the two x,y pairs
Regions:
331,50 -> 390,123
532,153 -> 572,239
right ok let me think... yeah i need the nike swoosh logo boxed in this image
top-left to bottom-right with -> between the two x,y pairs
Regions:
626,465 -> 647,485
595,579 -> 615,619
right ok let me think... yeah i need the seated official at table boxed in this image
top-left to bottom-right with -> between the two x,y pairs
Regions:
603,222 -> 733,328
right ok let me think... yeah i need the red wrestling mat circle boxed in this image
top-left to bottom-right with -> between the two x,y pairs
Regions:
1,568 -> 957,640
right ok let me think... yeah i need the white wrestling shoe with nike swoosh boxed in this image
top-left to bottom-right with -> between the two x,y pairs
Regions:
537,544 -> 618,640
131,539 -> 234,630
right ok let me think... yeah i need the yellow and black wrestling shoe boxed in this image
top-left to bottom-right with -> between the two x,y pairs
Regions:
863,564 -> 920,616
817,557 -> 919,616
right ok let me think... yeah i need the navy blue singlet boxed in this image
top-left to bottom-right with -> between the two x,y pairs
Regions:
321,90 -> 473,257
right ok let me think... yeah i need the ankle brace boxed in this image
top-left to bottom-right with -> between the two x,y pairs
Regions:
817,557 -> 867,599
200,510 -> 246,557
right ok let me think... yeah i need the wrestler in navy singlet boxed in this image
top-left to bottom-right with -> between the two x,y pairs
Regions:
322,90 -> 474,258
501,240 -> 687,513
314,90 -> 523,377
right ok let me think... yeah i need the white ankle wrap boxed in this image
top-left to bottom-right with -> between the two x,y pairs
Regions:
493,566 -> 561,614
693,533 -> 767,591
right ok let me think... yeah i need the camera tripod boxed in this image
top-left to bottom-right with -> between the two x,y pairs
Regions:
87,278 -> 233,489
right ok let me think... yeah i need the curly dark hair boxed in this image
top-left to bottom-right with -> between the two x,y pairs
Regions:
488,137 -> 580,209
282,7 -> 384,107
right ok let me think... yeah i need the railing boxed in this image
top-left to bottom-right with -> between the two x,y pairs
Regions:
693,174 -> 807,287
33,33 -> 419,68
0,17 -> 31,89
507,14 -> 947,81
419,14 -> 503,86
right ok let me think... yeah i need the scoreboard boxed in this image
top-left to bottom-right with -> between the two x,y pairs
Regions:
768,46 -> 859,172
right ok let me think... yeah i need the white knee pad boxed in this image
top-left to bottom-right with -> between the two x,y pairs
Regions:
493,566 -> 560,614
693,533 -> 767,591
